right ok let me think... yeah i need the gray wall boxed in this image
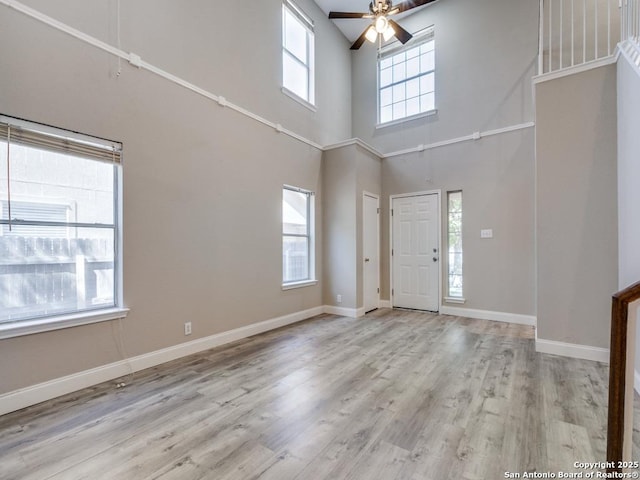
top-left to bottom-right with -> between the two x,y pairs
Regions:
0,0 -> 351,393
0,0 -> 627,400
352,0 -> 538,153
616,56 -> 640,372
322,144 -> 382,310
382,130 -> 536,315
350,0 -> 538,316
355,148 -> 382,308
322,146 -> 357,309
535,64 -> 618,348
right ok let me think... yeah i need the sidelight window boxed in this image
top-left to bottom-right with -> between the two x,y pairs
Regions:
447,190 -> 463,299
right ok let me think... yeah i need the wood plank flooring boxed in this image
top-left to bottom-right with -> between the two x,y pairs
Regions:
0,309 -> 613,479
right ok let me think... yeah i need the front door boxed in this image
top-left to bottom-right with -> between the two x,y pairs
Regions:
391,193 -> 440,311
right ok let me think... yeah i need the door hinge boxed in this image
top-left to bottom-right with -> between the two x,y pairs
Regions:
392,288 -> 394,296
391,209 -> 394,216
377,287 -> 380,293
377,207 -> 380,214
392,249 -> 394,256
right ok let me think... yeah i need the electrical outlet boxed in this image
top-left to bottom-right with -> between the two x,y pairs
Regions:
337,294 -> 342,303
184,322 -> 192,336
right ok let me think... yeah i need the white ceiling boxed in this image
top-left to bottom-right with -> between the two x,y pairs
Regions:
313,0 -> 434,43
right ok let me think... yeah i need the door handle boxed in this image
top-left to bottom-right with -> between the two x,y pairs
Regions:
364,258 -> 370,262
433,257 -> 438,262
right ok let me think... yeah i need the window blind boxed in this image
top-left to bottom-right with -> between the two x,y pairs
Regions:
0,119 -> 122,164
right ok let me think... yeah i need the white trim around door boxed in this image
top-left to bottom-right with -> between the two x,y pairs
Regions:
363,192 -> 381,313
390,190 -> 442,312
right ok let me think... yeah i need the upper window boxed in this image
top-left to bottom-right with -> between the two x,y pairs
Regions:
282,0 -> 315,105
379,29 -> 435,125
283,186 -> 314,285
447,191 -> 463,299
0,116 -> 123,328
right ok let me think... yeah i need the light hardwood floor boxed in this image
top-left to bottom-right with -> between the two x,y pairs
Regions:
0,309 -> 612,479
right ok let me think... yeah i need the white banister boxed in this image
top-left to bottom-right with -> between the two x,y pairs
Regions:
549,0 -> 553,71
595,0 -> 599,58
572,0 -> 575,65
539,0 -> 622,75
561,0 -> 564,67
607,0 -> 611,54
540,0 -> 545,74
584,0 -> 587,63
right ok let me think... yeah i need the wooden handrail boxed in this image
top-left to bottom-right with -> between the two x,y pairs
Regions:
607,280 -> 640,474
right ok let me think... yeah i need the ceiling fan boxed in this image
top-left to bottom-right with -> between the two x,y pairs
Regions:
329,0 -> 438,50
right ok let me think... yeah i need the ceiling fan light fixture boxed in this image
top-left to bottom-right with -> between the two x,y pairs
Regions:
382,24 -> 395,41
374,15 -> 389,34
365,25 -> 378,43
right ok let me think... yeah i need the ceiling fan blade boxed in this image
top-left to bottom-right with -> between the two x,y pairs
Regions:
393,0 -> 438,14
329,11 -> 369,19
388,19 -> 413,44
350,28 -> 369,50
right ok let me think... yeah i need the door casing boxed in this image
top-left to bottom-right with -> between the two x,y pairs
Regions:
389,190 -> 442,312
363,192 -> 380,313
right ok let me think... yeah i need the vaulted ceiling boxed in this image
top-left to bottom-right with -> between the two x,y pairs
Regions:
313,0 -> 434,42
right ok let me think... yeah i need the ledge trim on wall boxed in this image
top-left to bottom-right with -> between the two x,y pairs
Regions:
0,1 -> 540,162
535,337 -> 610,363
439,305 -> 536,326
383,122 -> 536,159
0,306 -> 325,416
532,55 -> 618,84
0,0 -> 324,151
323,138 -> 385,158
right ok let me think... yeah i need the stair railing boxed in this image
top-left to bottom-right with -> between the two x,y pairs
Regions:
607,280 -> 640,474
538,0 -> 621,75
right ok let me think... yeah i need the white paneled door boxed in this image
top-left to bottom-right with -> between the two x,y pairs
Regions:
363,193 -> 380,313
392,193 -> 440,312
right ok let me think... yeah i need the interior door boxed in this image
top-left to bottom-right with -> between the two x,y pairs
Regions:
363,193 -> 380,313
392,193 -> 439,311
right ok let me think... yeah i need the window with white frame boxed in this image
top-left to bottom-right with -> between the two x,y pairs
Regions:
447,191 -> 463,299
283,186 -> 314,285
379,28 -> 435,125
282,0 -> 315,105
0,116 -> 123,327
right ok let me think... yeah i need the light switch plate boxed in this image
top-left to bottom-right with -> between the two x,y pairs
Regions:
481,229 -> 493,238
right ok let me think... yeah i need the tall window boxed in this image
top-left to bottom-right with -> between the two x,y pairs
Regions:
282,0 -> 315,105
283,186 -> 314,285
379,28 -> 435,124
447,191 -> 463,299
0,116 -> 123,328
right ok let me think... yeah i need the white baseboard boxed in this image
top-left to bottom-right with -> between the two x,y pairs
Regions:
0,306 -> 324,416
322,305 -> 362,318
439,306 -> 536,326
535,337 -> 610,363
379,300 -> 392,309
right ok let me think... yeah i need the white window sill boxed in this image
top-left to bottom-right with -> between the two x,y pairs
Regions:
376,109 -> 438,129
0,307 -> 130,340
444,296 -> 466,305
282,279 -> 318,291
281,87 -> 317,112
